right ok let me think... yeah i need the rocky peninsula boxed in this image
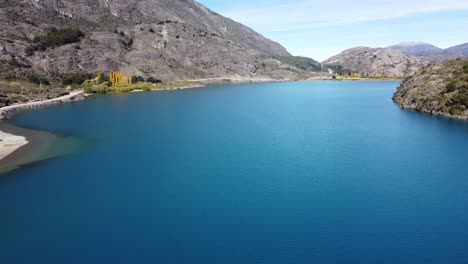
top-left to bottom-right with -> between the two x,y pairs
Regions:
393,59 -> 468,119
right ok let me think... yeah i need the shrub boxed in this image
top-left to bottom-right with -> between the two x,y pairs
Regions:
96,72 -> 110,84
27,28 -> 85,55
9,82 -> 22,88
146,77 -> 162,83
131,76 -> 145,84
62,72 -> 94,85
28,75 -> 50,85
447,80 -> 458,93
124,38 -> 134,50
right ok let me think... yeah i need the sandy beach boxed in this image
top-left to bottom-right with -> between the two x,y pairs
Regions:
0,130 -> 28,160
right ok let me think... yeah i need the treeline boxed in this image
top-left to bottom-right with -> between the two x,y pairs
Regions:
25,71 -> 163,88
337,72 -> 397,79
327,65 -> 398,79
60,72 -> 162,86
26,28 -> 85,56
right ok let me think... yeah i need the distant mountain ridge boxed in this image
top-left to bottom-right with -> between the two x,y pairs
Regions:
388,42 -> 443,56
445,43 -> 468,56
0,0 -> 315,82
323,47 -> 429,77
388,42 -> 468,62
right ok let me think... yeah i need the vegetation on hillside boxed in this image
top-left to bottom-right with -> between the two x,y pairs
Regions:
274,56 -> 323,72
327,65 -> 398,79
25,28 -> 85,56
442,60 -> 468,115
79,71 -> 194,94
61,72 -> 95,86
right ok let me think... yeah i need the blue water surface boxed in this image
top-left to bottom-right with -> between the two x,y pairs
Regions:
1,81 -> 468,264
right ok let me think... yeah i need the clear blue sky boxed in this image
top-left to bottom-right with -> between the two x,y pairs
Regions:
198,0 -> 468,61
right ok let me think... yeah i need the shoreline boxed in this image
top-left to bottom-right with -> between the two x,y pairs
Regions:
307,77 -> 402,81
0,122 -> 58,173
0,90 -> 86,164
0,90 -> 86,122
0,129 -> 28,161
189,77 -> 289,84
0,83 -> 206,164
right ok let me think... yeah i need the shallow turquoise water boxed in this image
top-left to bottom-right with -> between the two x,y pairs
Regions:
1,81 -> 468,263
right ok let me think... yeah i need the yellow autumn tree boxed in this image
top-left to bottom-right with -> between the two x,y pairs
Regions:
352,73 -> 361,78
110,71 -> 131,86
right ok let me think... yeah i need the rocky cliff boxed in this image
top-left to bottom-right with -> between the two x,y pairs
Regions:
393,59 -> 468,119
0,0 -> 311,82
323,47 -> 429,77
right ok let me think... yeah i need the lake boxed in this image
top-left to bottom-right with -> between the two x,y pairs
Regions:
1,81 -> 468,264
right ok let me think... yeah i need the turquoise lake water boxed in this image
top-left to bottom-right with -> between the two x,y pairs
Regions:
1,81 -> 468,263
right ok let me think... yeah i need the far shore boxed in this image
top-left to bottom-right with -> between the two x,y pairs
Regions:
307,76 -> 402,81
189,77 -> 290,84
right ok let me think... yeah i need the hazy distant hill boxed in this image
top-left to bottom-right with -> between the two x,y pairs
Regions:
445,43 -> 468,56
0,0 -> 314,82
388,42 -> 443,57
323,47 -> 429,77
389,42 -> 468,62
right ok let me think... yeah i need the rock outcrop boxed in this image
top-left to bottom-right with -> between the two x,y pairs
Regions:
323,47 -> 429,77
0,0 -> 312,82
393,59 -> 468,119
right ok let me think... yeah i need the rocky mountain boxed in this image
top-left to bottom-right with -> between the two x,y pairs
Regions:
393,59 -> 468,119
389,42 -> 468,62
323,47 -> 429,77
0,0 -> 312,82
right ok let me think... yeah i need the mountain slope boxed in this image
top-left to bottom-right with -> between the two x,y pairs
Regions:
0,0 -> 310,82
323,47 -> 429,77
393,59 -> 468,119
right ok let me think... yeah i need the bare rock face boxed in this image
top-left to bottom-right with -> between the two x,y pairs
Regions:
323,47 -> 429,77
0,0 -> 309,82
393,59 -> 468,119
